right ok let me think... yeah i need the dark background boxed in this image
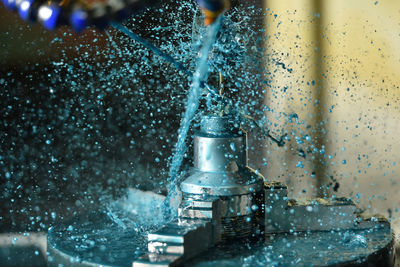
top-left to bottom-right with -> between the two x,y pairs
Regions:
0,2 -> 189,233
0,0 -> 266,235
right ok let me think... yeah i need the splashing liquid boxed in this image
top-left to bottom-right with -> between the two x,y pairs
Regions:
163,16 -> 223,219
111,22 -> 192,77
99,13 -> 223,224
110,22 -> 222,101
101,9 -> 289,221
2,1 -> 385,234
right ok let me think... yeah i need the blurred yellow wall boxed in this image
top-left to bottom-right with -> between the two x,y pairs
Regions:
264,0 -> 323,199
264,0 -> 400,231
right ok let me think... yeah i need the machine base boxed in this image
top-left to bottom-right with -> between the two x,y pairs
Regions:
47,191 -> 395,267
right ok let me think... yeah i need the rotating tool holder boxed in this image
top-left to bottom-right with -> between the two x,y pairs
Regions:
134,114 -> 390,267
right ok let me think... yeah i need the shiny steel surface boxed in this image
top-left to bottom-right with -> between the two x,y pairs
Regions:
194,135 -> 246,172
181,193 -> 261,218
181,115 -> 264,196
180,167 -> 263,196
199,115 -> 241,136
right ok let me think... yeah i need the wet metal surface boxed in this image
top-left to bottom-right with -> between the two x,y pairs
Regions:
47,190 -> 395,267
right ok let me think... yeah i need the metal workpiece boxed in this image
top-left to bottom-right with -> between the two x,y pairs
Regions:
178,195 -> 221,220
264,181 -> 356,234
263,181 -> 390,235
198,115 -> 241,136
270,200 -> 359,233
180,168 -> 263,196
180,115 -> 264,240
133,254 -> 181,267
194,117 -> 246,174
133,219 -> 215,267
355,213 -> 392,230
181,115 -> 264,196
180,193 -> 263,220
179,191 -> 264,241
194,135 -> 246,172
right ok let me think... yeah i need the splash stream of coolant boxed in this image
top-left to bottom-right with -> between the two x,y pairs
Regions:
111,22 -> 192,77
103,16 -> 223,223
109,23 -> 221,100
52,4 -> 320,231
107,12 -> 292,220
163,16 -> 223,219
82,7 -> 309,230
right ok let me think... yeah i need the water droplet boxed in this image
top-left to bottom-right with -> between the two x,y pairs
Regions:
230,142 -> 236,151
